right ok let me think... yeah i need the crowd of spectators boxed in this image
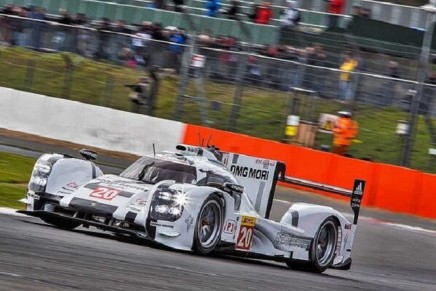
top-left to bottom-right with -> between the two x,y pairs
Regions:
1,1 -> 427,107
0,3 -> 190,70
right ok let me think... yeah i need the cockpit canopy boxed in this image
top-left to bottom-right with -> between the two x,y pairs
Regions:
121,157 -> 197,184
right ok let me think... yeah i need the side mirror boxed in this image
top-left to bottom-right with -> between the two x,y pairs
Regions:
223,182 -> 244,194
80,149 -> 97,161
223,182 -> 243,211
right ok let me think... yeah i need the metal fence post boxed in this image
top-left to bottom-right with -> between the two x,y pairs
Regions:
23,59 -> 35,91
228,52 -> 248,132
400,9 -> 435,167
228,20 -> 253,132
103,74 -> 114,107
61,54 -> 73,99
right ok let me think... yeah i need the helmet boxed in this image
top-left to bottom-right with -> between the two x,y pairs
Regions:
338,111 -> 352,117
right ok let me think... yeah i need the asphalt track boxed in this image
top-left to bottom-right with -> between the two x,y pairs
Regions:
1,133 -> 436,291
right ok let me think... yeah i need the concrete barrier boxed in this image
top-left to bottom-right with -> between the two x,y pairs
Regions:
0,87 -> 184,156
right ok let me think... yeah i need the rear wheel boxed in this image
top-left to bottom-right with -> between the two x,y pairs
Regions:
192,194 -> 223,255
287,217 -> 338,273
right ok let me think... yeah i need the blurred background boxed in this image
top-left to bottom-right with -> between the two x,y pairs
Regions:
0,0 -> 435,172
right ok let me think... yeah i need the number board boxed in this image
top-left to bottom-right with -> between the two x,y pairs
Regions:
236,216 -> 256,251
90,187 -> 120,201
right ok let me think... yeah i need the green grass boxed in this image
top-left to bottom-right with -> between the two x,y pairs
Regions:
0,152 -> 36,209
0,46 -> 435,172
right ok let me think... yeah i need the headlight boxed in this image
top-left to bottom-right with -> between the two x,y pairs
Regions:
28,157 -> 53,193
150,188 -> 186,221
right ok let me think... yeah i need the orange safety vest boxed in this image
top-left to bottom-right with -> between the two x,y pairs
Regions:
333,117 -> 358,146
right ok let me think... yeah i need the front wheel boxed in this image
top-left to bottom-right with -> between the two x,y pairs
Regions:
192,194 -> 223,255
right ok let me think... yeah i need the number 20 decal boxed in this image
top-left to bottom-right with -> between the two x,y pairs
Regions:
236,226 -> 254,251
90,187 -> 119,201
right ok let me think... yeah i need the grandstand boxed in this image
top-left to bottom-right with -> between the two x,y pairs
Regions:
0,0 -> 432,46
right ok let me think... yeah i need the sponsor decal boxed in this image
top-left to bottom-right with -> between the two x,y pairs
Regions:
27,192 -> 40,200
67,182 -> 79,189
58,181 -> 81,195
229,165 -> 269,181
128,199 -> 148,212
150,221 -> 174,229
274,232 -> 310,250
90,187 -> 120,201
344,223 -> 352,230
343,234 -> 349,251
185,215 -> 194,232
255,159 -> 275,169
223,219 -> 236,234
351,180 -> 366,224
236,216 -> 256,251
241,216 -> 256,227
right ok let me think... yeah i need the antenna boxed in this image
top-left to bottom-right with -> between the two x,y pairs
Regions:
152,143 -> 156,157
206,134 -> 212,147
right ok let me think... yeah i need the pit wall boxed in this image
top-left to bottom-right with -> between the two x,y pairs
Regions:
0,88 -> 434,219
183,124 -> 436,220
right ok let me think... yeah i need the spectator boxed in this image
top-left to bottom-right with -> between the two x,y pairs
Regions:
96,17 -> 112,60
9,6 -> 27,47
324,0 -> 345,28
245,56 -> 262,84
206,0 -> 221,17
305,44 -> 327,94
380,60 -> 400,106
173,0 -> 184,12
131,22 -> 152,67
255,1 -> 273,25
281,0 -> 301,29
54,9 -> 73,52
112,20 -> 131,62
332,111 -> 359,156
359,7 -> 371,18
151,23 -> 166,41
222,0 -> 241,21
29,6 -> 46,50
126,76 -> 151,114
168,27 -> 187,73
421,72 -> 436,115
154,0 -> 166,10
75,13 -> 93,57
338,51 -> 358,102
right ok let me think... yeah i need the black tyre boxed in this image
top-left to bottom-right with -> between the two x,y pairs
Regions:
287,217 -> 338,273
192,194 -> 223,255
41,216 -> 81,230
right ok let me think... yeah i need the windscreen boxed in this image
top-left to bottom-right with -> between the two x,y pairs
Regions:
121,157 -> 197,184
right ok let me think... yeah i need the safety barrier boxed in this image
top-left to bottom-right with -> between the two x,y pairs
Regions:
0,87 -> 434,219
182,124 -> 436,219
0,87 -> 184,156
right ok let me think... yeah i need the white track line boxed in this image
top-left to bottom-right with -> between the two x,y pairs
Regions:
0,272 -> 22,278
2,204 -> 435,235
0,207 -> 28,217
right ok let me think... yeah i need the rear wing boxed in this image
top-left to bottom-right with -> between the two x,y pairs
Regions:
218,151 -> 365,222
281,172 -> 366,225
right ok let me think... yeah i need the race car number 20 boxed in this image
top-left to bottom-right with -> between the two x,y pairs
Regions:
236,216 -> 256,251
90,187 -> 119,201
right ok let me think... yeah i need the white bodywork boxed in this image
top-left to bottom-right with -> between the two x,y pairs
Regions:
23,145 -> 363,271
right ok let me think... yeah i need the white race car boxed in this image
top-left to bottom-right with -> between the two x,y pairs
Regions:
20,144 -> 365,273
